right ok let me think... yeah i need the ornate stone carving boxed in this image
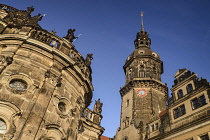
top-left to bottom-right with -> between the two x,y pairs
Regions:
93,98 -> 103,114
45,70 -> 62,87
77,120 -> 84,133
64,29 -> 78,43
27,13 -> 43,25
93,114 -> 101,125
85,54 -> 93,67
2,5 -> 44,27
0,24 -> 5,33
0,55 -> 13,73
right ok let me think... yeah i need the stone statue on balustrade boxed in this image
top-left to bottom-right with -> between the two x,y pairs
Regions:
64,29 -> 78,43
27,13 -> 44,26
94,99 -> 103,114
85,54 -> 93,66
2,6 -> 38,26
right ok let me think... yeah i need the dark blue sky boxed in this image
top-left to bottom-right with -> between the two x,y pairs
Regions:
1,0 -> 210,137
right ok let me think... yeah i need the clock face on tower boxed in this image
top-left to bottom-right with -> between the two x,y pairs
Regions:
136,89 -> 148,97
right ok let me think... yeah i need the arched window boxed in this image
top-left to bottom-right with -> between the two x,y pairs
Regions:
177,89 -> 183,99
123,136 -> 128,140
186,84 -> 193,93
0,118 -> 7,139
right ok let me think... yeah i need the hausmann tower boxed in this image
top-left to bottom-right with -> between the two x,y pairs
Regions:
114,13 -> 168,140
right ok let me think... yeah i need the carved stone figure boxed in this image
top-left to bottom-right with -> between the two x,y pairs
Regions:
45,70 -> 62,87
64,29 -> 78,43
93,98 -> 103,114
28,13 -> 43,25
26,6 -> 34,15
78,120 -> 84,133
3,10 -> 16,24
85,54 -> 93,66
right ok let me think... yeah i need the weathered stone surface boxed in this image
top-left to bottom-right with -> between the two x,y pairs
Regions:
0,4 -> 103,140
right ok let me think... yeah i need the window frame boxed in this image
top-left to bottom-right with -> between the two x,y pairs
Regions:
199,133 -> 209,140
0,118 -> 7,139
126,99 -> 129,107
173,104 -> 186,119
151,124 -> 155,132
186,84 -> 193,93
139,71 -> 145,78
191,94 -> 207,110
177,89 -> 184,99
155,123 -> 159,130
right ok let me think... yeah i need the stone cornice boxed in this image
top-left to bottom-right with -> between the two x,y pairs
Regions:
120,79 -> 168,97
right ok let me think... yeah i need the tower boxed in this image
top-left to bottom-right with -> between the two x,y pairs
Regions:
114,13 -> 168,140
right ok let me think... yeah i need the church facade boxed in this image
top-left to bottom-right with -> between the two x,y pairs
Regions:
0,4 -> 104,140
0,4 -> 210,140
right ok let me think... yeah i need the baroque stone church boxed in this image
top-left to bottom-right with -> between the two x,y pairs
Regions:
0,4 -> 210,140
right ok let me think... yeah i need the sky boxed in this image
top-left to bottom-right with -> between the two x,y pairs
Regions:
1,0 -> 210,138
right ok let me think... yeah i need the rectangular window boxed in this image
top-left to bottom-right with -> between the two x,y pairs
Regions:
151,124 -> 155,132
126,99 -> 129,107
200,134 -> 209,140
192,98 -> 199,109
155,123 -> 159,130
191,95 -> 207,110
146,72 -> 150,77
173,104 -> 186,119
180,104 -> 186,115
140,71 -> 145,78
174,108 -> 180,119
199,95 -> 207,106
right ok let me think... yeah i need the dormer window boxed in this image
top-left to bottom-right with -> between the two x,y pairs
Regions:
186,84 -> 193,93
177,89 -> 183,99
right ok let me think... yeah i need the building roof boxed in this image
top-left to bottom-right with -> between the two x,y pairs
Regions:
100,135 -> 110,140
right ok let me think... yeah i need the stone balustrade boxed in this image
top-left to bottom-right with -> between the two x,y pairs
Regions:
82,108 -> 93,120
28,28 -> 92,80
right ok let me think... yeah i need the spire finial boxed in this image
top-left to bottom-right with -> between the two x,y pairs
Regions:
140,11 -> 144,31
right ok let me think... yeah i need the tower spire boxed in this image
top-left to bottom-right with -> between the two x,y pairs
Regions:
140,11 -> 144,31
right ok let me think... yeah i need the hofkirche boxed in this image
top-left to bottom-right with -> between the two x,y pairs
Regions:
0,4 -> 210,140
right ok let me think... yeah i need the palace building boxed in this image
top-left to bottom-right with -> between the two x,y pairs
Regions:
113,13 -> 210,140
0,4 -> 210,140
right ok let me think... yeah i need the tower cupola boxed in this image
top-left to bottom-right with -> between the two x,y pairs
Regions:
134,31 -> 151,49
